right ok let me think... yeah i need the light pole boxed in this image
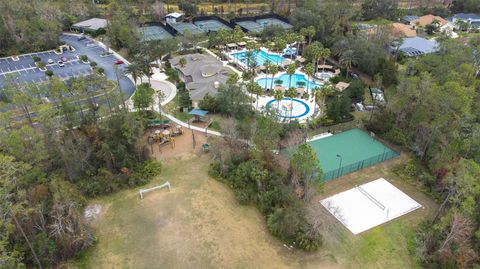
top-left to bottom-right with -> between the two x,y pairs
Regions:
114,64 -> 127,111
336,154 -> 342,178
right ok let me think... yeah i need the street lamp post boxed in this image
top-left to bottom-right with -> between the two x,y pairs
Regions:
336,154 -> 342,178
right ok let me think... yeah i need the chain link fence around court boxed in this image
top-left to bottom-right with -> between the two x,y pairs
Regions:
322,150 -> 399,181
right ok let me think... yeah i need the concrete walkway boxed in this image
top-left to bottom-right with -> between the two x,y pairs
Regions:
126,68 -> 222,137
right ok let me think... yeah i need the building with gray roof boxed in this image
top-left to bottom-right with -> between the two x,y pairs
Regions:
396,37 -> 439,57
450,13 -> 480,29
72,18 -> 107,32
170,53 -> 230,107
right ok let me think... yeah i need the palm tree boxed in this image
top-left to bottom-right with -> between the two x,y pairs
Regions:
286,63 -> 296,89
253,83 -> 263,110
264,60 -> 272,91
320,48 -> 331,73
339,50 -> 357,78
299,27 -> 316,56
126,63 -> 142,85
285,87 -> 297,119
295,33 -> 304,57
227,72 -> 239,85
273,89 -> 283,113
318,82 -> 334,117
247,81 -> 257,105
269,64 -> 279,91
304,63 -> 314,96
273,37 -> 287,56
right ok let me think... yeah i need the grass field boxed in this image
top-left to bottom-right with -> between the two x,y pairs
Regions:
74,152 -> 436,269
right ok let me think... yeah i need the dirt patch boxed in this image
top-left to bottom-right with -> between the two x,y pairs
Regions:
83,204 -> 102,224
145,128 -> 208,160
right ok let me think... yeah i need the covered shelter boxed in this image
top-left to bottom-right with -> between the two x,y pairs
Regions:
188,109 -> 209,124
165,12 -> 183,23
335,82 -> 350,92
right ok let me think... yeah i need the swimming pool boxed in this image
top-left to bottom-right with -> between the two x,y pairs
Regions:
256,73 -> 322,90
267,98 -> 310,119
230,50 -> 285,67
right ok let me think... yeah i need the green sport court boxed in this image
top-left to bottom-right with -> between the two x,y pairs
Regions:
139,25 -> 173,42
306,129 -> 398,181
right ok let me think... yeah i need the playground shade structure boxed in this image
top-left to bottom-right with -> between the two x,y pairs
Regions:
320,178 -> 422,234
306,129 -> 398,181
139,25 -> 173,41
194,19 -> 231,33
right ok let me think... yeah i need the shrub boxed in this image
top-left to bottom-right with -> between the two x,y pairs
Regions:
37,61 -> 46,69
79,55 -> 88,62
33,56 -> 41,62
296,224 -> 323,251
96,67 -> 104,75
45,70 -> 54,77
90,61 -> 97,68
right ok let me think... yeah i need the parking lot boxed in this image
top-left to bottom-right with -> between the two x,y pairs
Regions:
0,34 -> 135,98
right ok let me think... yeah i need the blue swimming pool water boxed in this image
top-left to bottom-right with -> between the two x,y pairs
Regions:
231,50 -> 285,66
266,98 -> 310,118
256,73 -> 322,90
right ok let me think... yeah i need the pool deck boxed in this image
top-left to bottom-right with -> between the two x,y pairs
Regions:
256,95 -> 317,123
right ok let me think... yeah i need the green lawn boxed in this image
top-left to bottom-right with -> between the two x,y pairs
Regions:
73,154 -> 435,269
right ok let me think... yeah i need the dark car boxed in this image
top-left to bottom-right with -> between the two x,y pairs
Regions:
114,60 -> 124,65
77,35 -> 86,41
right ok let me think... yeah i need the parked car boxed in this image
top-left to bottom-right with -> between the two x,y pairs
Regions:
58,61 -> 65,67
47,59 -> 54,64
78,35 -> 86,41
114,60 -> 124,65
61,57 -> 68,62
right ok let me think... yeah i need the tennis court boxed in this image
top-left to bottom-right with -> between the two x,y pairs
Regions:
194,19 -> 231,33
139,25 -> 173,42
169,22 -> 204,35
321,178 -> 422,234
256,18 -> 293,29
236,20 -> 264,33
307,129 -> 398,181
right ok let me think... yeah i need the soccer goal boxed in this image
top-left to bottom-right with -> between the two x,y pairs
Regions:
139,181 -> 171,199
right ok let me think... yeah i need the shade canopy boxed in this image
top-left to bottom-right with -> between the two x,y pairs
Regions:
189,109 -> 209,117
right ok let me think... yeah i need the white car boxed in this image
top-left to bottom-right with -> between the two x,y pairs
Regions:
47,59 -> 54,64
58,61 -> 65,67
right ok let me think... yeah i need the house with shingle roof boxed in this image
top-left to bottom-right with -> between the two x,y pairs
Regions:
450,13 -> 480,30
170,53 -> 230,107
391,23 -> 417,37
394,36 -> 439,57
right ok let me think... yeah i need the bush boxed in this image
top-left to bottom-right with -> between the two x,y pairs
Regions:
45,70 -> 54,77
96,67 -> 104,75
33,56 -> 41,62
296,224 -> 323,251
37,61 -> 46,69
267,205 -> 305,241
90,61 -> 97,68
79,55 -> 88,62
